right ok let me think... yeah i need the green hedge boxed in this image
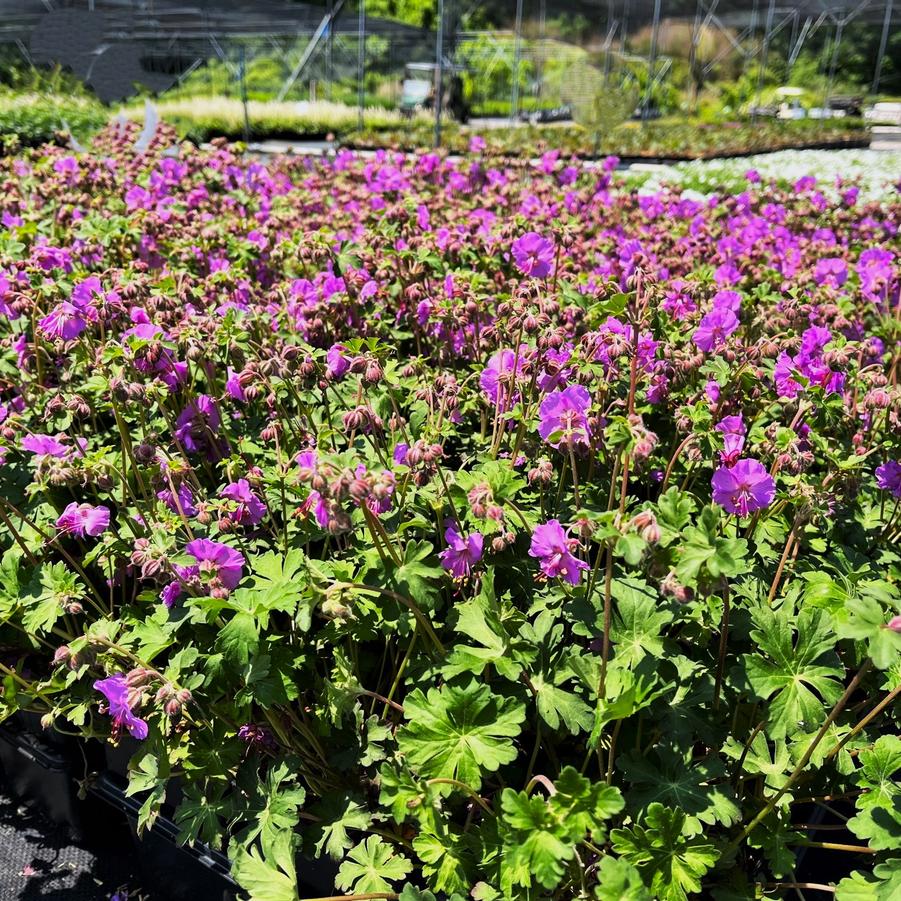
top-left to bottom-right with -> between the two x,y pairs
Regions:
344,118 -> 871,160
0,94 -> 108,148
0,94 -> 426,149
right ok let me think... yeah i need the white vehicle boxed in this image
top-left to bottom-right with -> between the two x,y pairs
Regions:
865,102 -> 901,126
775,86 -> 806,120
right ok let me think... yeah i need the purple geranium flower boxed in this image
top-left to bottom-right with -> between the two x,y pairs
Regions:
38,301 -> 89,341
439,524 -> 484,579
538,385 -> 592,449
21,433 -> 83,459
774,325 -> 843,399
529,519 -> 589,585
711,289 -> 742,313
693,307 -> 739,353
55,503 -> 110,538
221,479 -> 267,526
94,674 -> 148,740
512,232 -> 554,279
711,458 -> 775,517
160,581 -> 184,608
814,257 -> 848,288
326,343 -> 350,379
480,347 -> 526,411
876,460 -> 901,498
185,538 -> 245,590
225,367 -> 246,402
301,490 -> 330,528
716,414 -> 746,464
175,395 -> 221,454
157,481 -> 198,518
857,248 -> 894,303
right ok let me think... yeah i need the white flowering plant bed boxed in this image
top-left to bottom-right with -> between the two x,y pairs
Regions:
632,149 -> 901,203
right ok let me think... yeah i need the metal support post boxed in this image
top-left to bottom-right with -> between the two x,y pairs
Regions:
642,0 -> 661,121
752,0 -> 777,121
510,0 -> 524,122
435,0 -> 445,147
357,0 -> 365,131
239,45 -> 250,143
872,0 -> 894,95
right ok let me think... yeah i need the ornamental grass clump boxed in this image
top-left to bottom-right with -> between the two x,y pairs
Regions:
0,119 -> 899,900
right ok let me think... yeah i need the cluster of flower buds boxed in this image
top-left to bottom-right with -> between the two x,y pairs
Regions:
761,423 -> 815,475
155,682 -> 193,717
628,414 -> 658,462
660,571 -> 694,604
398,439 -> 444,487
44,393 -> 92,421
863,385 -> 901,410
528,459 -> 555,486
490,530 -> 517,553
468,482 -> 504,521
628,510 -> 661,544
348,353 -> 383,385
53,642 -> 99,671
321,593 -> 354,621
108,375 -> 147,403
341,405 -> 383,434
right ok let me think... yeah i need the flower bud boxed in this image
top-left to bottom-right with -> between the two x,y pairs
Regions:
322,596 -> 353,620
660,571 -> 693,604
529,460 -> 554,485
629,510 -> 660,544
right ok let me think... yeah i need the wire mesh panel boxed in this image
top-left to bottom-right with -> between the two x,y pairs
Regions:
0,0 -> 897,130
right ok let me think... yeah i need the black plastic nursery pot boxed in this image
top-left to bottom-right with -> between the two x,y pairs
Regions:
0,716 -> 84,835
90,771 -> 240,901
89,771 -> 340,900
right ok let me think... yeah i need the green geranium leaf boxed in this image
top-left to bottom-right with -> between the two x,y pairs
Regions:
722,731 -> 792,796
611,803 -> 719,901
836,859 -> 901,901
336,836 -> 413,894
442,568 -> 530,681
656,488 -> 696,542
743,606 -> 843,739
675,506 -> 749,583
497,766 -> 623,892
531,672 -> 594,734
848,796 -> 901,851
397,680 -> 525,790
174,781 -> 228,849
746,814 -> 802,879
619,751 -> 741,827
413,830 -> 473,894
310,794 -> 370,861
854,735 -> 901,810
615,532 -> 647,565
230,844 -> 299,901
23,562 -> 83,635
216,610 -> 259,667
500,790 -> 574,890
610,578 -> 674,666
837,594 -> 901,670
390,539 -> 444,611
594,856 -> 652,901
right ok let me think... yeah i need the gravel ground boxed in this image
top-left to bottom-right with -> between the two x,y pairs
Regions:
0,782 -> 142,901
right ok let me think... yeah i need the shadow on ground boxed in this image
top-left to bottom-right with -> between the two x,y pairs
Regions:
0,785 -> 142,901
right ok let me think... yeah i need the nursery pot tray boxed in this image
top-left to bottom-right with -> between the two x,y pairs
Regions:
90,771 -> 239,901
0,721 -> 83,834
